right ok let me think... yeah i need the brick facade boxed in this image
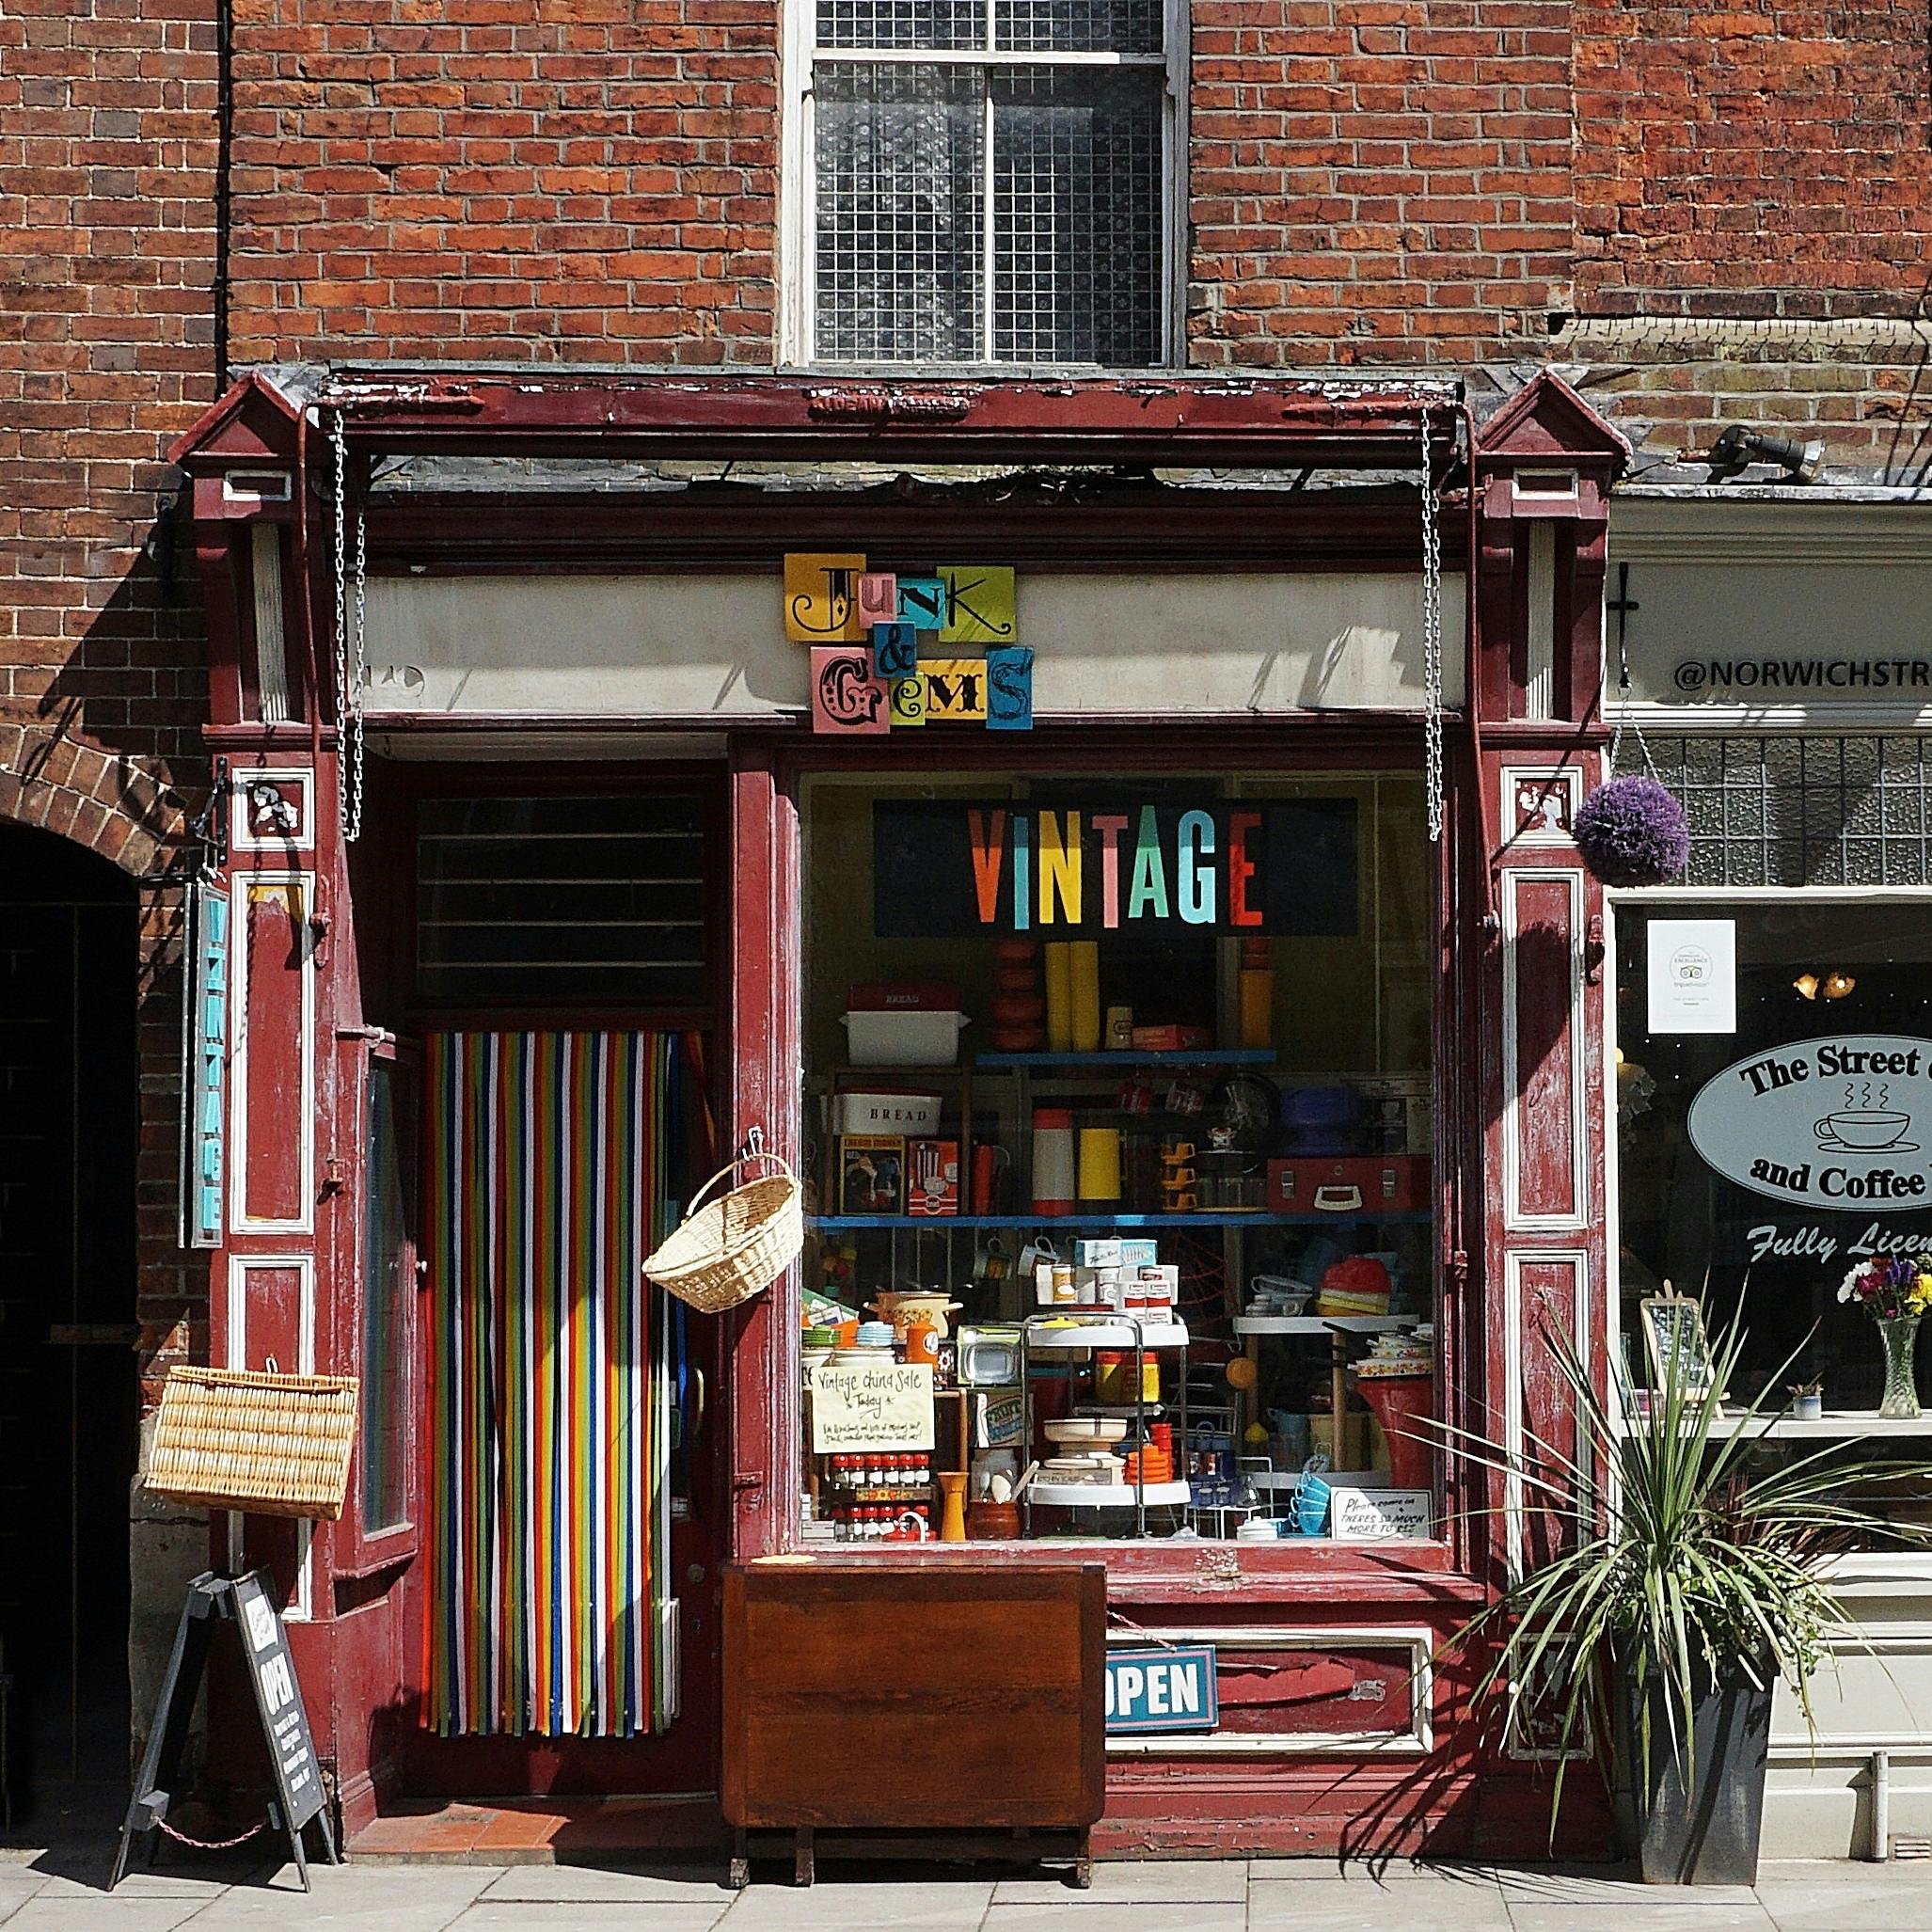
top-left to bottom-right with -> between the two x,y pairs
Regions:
1574,0 -> 1932,320
226,0 -> 780,366
1188,0 -> 1576,367
4,0 -> 1931,1782
3,0 -> 214,1241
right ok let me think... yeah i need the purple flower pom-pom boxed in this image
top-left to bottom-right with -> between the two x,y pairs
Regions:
1573,776 -> 1690,887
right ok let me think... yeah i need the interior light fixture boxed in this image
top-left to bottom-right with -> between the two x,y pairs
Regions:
1794,969 -> 1857,1001
1703,425 -> 1826,485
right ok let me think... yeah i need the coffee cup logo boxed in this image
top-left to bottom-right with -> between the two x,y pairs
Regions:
1815,1109 -> 1914,1152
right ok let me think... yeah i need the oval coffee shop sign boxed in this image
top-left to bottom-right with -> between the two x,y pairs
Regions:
1687,1035 -> 1932,1211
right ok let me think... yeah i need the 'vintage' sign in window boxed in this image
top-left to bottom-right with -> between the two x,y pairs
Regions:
871,798 -> 1360,938
1686,1035 -> 1932,1211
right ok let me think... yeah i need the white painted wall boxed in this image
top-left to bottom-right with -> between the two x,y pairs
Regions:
1765,1568 -> 1932,1858
1607,498 -> 1932,731
359,571 -> 1465,719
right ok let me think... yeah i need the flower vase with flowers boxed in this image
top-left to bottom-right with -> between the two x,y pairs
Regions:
1836,1254 -> 1932,1419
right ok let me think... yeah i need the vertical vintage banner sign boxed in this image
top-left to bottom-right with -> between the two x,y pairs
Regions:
180,880 -> 230,1247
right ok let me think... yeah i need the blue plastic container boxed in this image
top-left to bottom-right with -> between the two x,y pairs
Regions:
1279,1085 -> 1364,1152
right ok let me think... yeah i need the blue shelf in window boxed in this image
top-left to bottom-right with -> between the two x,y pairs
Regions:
974,1050 -> 1280,1069
810,1212 -> 1433,1231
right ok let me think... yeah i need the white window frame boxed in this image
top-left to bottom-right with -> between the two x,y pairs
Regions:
779,0 -> 1189,371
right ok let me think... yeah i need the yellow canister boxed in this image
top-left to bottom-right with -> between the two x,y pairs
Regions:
1044,942 -> 1074,1053
1076,1126 -> 1122,1202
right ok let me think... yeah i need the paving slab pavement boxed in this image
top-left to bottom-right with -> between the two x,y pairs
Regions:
0,1852 -> 1928,1929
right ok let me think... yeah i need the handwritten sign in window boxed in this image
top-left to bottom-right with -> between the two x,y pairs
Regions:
1328,1487 -> 1433,1542
808,1360 -> 936,1454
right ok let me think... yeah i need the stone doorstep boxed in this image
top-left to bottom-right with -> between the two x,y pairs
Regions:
347,1797 -> 723,1865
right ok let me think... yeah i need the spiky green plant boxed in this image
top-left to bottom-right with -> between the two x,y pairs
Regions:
1437,1308 -> 1932,1823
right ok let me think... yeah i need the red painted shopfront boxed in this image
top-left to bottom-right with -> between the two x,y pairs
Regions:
168,371 -> 1627,1857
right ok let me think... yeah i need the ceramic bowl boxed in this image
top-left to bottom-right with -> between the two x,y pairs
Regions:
1044,1417 -> 1129,1445
1039,1455 -> 1117,1483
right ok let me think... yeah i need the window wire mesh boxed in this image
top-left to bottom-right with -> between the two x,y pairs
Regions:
998,0 -> 1161,53
817,0 -> 985,50
992,67 -> 1160,366
1616,736 -> 1932,888
816,63 -> 985,364
811,3 -> 1165,366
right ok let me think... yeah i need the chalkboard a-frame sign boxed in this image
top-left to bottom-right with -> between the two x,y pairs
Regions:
111,1570 -> 338,1892
1639,1289 -> 1717,1399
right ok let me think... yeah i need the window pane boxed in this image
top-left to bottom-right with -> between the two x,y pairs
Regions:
816,64 -> 985,363
360,1063 -> 410,1534
1613,902 -> 1932,1552
799,772 -> 1436,1551
991,67 -> 1162,366
996,0 -> 1161,55
818,0 -> 986,48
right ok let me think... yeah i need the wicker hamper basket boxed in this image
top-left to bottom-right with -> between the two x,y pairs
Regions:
146,1366 -> 360,1520
643,1148 -> 802,1314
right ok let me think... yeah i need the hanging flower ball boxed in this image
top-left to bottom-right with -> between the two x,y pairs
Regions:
1573,776 -> 1690,887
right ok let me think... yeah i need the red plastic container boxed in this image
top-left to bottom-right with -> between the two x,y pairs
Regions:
1356,1374 -> 1434,1490
1267,1155 -> 1429,1214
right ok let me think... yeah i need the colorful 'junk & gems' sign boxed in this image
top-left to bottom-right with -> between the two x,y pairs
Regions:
785,553 -> 1033,735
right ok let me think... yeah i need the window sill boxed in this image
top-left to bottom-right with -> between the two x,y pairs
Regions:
778,357 -> 1184,380
336,1521 -> 419,1581
769,1537 -> 1485,1605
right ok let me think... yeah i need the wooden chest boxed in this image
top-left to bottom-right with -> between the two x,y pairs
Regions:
721,1559 -> 1106,1832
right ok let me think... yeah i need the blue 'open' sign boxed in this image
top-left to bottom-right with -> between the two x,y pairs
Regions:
1105,1645 -> 1218,1734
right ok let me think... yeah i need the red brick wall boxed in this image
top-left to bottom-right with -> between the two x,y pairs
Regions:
1187,0 -> 1576,366
225,0 -> 1583,372
1575,0 -> 1932,317
1,0 -> 214,1613
213,0 -> 1932,368
226,0 -> 780,366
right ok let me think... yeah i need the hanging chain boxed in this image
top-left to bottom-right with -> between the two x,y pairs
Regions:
155,1816 -> 268,1852
1419,406 -> 1446,843
329,406 -> 366,842
350,490 -> 367,836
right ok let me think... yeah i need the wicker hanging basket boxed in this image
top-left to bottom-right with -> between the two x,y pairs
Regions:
643,1148 -> 802,1314
146,1365 -> 360,1521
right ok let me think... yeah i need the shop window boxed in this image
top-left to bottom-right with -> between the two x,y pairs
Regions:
1615,897 -> 1932,1540
359,1056 -> 414,1537
415,795 -> 707,1009
1616,735 -> 1932,888
798,0 -> 1176,367
799,771 -> 1438,1549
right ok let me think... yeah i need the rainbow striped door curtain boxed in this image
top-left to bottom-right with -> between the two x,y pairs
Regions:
425,1031 -> 694,1736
